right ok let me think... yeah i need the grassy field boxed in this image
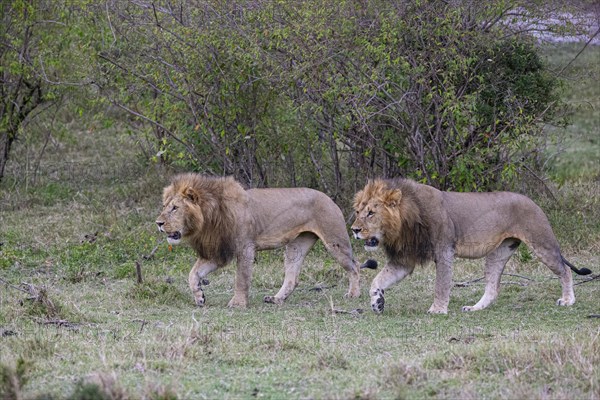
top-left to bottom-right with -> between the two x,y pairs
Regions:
542,43 -> 600,182
1,44 -> 599,399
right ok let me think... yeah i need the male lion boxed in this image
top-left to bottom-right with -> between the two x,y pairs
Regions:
156,173 -> 364,308
352,178 -> 592,314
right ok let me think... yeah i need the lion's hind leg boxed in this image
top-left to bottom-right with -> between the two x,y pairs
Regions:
532,244 -> 575,306
523,223 -> 578,306
264,233 -> 318,305
322,237 -> 361,299
462,239 -> 520,312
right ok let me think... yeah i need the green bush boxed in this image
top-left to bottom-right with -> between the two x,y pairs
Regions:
1,0 -> 570,203
91,0 -> 563,201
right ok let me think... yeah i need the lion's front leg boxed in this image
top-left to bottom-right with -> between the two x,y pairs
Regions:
369,264 -> 414,314
428,248 -> 454,314
228,244 -> 255,309
189,259 -> 219,307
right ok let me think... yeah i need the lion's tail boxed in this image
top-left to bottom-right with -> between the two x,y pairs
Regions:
360,259 -> 378,270
562,256 -> 592,275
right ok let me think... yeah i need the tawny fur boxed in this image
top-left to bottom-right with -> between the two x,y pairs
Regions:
157,173 -> 361,308
352,178 -> 590,314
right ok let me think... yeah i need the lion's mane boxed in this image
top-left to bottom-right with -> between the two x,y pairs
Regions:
166,173 -> 244,266
356,178 -> 433,265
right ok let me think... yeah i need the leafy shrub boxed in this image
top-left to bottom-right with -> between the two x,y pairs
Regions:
92,0 -> 564,202
1,1 -> 569,204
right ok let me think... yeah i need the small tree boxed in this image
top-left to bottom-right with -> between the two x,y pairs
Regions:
0,0 -> 94,183
0,1 -> 45,181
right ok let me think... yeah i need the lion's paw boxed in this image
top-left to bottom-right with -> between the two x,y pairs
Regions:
227,297 -> 248,309
461,306 -> 474,312
370,289 -> 385,314
556,297 -> 575,306
264,295 -> 284,305
427,305 -> 448,314
344,290 -> 361,299
193,292 -> 206,307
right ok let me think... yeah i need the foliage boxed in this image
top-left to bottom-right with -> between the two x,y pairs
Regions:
0,0 -> 97,183
1,0 -> 591,199
88,0 -> 566,199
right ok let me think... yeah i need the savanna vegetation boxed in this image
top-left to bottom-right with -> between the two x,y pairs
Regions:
1,0 -> 598,399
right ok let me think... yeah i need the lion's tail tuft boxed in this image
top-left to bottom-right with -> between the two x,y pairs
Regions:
360,259 -> 378,269
562,256 -> 592,275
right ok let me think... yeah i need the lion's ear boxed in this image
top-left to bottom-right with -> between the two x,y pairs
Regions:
183,186 -> 199,203
383,189 -> 402,208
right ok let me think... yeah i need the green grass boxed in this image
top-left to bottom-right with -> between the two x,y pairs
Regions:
542,43 -> 600,182
1,43 -> 599,399
1,255 -> 598,399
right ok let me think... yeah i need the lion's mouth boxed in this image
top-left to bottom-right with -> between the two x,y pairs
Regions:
167,231 -> 182,245
364,237 -> 380,250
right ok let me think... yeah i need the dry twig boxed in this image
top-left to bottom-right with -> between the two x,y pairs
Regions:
574,274 -> 600,286
143,239 -> 163,260
0,277 -> 30,294
456,273 -> 535,287
455,277 -> 484,287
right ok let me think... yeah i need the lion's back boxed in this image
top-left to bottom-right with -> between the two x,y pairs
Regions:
440,190 -> 552,246
247,187 -> 343,221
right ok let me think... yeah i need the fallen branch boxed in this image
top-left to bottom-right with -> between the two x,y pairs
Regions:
0,277 -> 31,294
142,239 -> 163,260
331,308 -> 364,316
132,319 -> 148,333
35,318 -> 79,328
455,277 -> 484,287
455,272 -> 535,288
502,273 -> 534,281
574,274 -> 600,286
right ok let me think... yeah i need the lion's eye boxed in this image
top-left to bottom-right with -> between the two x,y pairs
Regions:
367,210 -> 374,217
171,205 -> 178,212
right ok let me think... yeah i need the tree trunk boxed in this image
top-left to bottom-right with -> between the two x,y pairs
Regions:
0,131 -> 16,183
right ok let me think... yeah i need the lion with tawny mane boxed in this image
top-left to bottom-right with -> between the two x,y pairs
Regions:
352,178 -> 591,314
156,173 -> 364,308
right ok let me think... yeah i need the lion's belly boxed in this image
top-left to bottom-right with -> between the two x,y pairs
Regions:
454,242 -> 501,259
254,228 -> 315,251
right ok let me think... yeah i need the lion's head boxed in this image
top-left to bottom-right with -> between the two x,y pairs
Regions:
156,184 -> 198,245
352,179 -> 433,264
156,174 -> 244,265
352,179 -> 402,251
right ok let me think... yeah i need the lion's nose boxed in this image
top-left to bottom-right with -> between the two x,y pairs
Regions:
352,227 -> 362,234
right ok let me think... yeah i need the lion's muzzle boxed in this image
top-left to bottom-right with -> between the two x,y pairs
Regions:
364,237 -> 380,251
166,231 -> 182,245
156,221 -> 182,244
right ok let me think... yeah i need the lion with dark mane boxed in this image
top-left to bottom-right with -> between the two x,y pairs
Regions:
156,173 -> 363,308
352,178 -> 591,314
